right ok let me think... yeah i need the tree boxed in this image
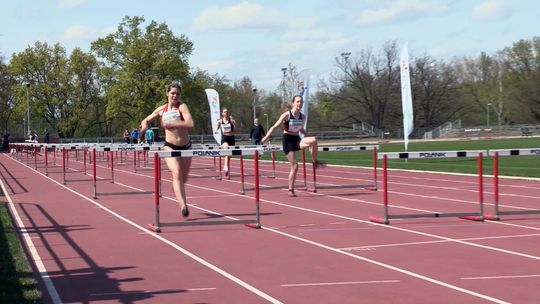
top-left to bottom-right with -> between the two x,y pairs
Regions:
69,48 -> 105,137
412,55 -> 460,129
0,59 -> 16,135
9,42 -> 97,138
500,37 -> 540,122
279,63 -> 299,106
185,68 -> 230,134
91,16 -> 193,134
322,41 -> 401,131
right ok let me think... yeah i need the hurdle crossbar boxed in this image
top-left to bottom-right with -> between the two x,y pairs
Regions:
484,148 -> 540,220
369,150 -> 488,225
147,148 -> 263,232
91,146 -> 153,198
307,145 -> 379,193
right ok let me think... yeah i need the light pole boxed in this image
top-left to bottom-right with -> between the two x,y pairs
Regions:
252,88 -> 257,122
25,82 -> 30,135
263,113 -> 269,132
486,103 -> 492,128
341,52 -> 351,66
281,67 -> 287,102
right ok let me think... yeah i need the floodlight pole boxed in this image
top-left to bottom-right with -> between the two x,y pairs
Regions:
263,113 -> 269,132
252,88 -> 257,122
281,67 -> 287,102
486,103 -> 492,128
25,82 -> 31,135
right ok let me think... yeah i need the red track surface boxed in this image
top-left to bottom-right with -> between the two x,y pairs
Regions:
1,150 -> 540,304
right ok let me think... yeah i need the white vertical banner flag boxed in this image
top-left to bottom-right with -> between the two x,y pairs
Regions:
296,69 -> 311,131
205,89 -> 222,144
400,43 -> 414,152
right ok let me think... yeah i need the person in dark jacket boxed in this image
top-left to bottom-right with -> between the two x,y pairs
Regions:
249,118 -> 265,145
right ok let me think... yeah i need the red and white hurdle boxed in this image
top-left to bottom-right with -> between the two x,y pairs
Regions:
369,150 -> 488,225
147,147 -> 264,233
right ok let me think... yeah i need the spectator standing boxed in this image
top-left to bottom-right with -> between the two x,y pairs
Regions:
249,118 -> 265,145
131,127 -> 140,144
145,128 -> 154,145
1,132 -> 9,152
29,130 -> 37,142
123,129 -> 130,144
44,130 -> 50,144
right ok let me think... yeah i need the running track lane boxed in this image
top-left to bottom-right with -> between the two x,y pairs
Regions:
2,153 -> 540,303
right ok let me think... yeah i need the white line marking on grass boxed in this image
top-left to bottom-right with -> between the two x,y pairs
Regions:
0,164 -> 63,304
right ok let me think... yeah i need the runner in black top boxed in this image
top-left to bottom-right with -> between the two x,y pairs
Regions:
215,107 -> 236,176
262,95 -> 323,197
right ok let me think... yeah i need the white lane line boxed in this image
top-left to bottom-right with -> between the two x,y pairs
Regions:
2,155 -> 284,304
298,227 -> 373,232
340,233 -> 540,251
0,166 -> 63,304
16,156 -> 538,303
264,226 -> 510,304
90,287 -> 217,296
461,274 -> 540,280
280,280 -> 400,287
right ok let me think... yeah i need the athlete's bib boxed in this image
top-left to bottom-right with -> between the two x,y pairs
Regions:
221,122 -> 233,133
288,118 -> 303,133
162,110 -> 181,126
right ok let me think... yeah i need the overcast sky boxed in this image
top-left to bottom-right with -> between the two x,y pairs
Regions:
1,0 -> 539,92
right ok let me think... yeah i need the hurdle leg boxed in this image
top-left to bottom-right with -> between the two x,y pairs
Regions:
369,155 -> 390,224
312,163 -> 317,193
301,149 -> 307,190
246,151 -> 261,229
92,149 -> 97,199
34,146 -> 38,170
148,154 -> 162,232
239,155 -> 245,194
372,147 -> 378,190
460,153 -> 485,222
133,150 -> 137,173
62,148 -> 67,185
83,148 -> 87,175
485,152 -> 500,220
218,157 -> 223,180
270,150 -> 276,178
44,146 -> 48,176
110,150 -> 115,183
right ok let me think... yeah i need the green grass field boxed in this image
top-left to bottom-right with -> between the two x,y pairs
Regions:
0,202 -> 43,303
264,137 -> 540,178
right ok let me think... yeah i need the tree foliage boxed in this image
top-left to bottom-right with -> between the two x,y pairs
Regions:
9,42 -> 100,137
0,59 -> 16,134
1,18 -> 539,140
91,16 -> 193,130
